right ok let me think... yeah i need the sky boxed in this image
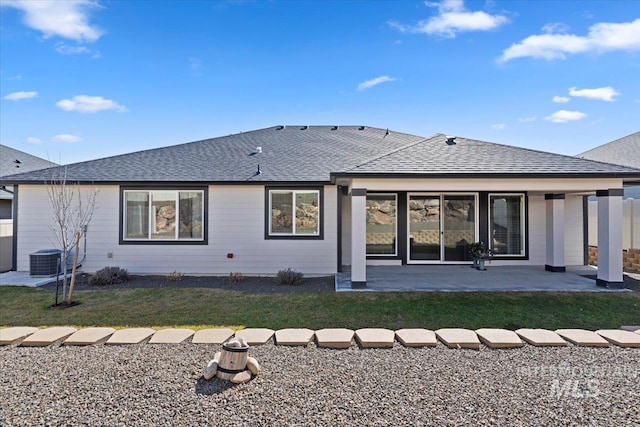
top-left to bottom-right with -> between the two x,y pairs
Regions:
1,0 -> 639,165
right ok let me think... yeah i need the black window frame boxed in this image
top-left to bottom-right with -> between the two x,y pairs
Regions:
119,185 -> 208,245
264,186 -> 324,240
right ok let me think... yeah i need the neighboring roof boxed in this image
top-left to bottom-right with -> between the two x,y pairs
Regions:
3,126 -> 640,184
0,144 -> 56,178
577,131 -> 640,169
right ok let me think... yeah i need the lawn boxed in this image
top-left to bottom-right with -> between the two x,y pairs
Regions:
1,287 -> 639,330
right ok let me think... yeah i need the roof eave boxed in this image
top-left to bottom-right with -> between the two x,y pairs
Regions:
330,171 -> 640,182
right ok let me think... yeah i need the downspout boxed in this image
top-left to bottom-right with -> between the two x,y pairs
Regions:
336,185 -> 343,273
582,196 -> 589,266
11,186 -> 18,271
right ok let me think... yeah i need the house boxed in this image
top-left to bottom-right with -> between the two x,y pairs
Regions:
578,131 -> 640,199
577,131 -> 640,270
0,145 -> 56,272
3,125 -> 640,288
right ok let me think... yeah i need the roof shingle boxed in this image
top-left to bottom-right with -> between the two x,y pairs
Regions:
3,126 -> 639,184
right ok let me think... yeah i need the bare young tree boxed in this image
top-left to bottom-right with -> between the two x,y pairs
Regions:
46,166 -> 99,304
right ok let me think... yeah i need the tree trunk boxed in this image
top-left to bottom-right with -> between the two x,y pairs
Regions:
67,232 -> 81,304
61,250 -> 68,302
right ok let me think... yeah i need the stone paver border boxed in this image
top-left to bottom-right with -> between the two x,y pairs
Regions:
149,328 -> 195,344
435,328 -> 481,350
235,328 -> 275,345
476,328 -> 524,349
3,326 -> 640,350
556,329 -> 610,347
275,328 -> 315,346
596,330 -> 640,348
515,329 -> 567,347
395,329 -> 437,347
64,327 -> 116,346
20,327 -> 77,347
315,328 -> 354,349
106,328 -> 156,345
192,328 -> 234,344
355,328 -> 395,348
0,327 -> 39,346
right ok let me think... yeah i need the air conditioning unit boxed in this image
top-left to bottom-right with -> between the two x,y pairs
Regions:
29,249 -> 62,277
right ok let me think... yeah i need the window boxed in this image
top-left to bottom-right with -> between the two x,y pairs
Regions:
366,194 -> 397,255
267,188 -> 322,238
489,194 -> 525,256
123,189 -> 204,242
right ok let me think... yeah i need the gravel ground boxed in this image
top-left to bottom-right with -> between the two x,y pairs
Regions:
1,343 -> 639,426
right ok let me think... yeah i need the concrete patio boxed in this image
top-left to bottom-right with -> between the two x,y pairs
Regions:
336,265 -> 629,292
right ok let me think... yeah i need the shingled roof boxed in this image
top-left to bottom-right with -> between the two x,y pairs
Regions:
577,131 -> 640,169
0,145 -> 56,178
337,133 -> 640,177
3,126 -> 640,184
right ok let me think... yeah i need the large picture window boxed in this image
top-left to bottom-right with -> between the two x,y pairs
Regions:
267,188 -> 321,238
489,194 -> 525,256
366,194 -> 397,255
123,189 -> 204,242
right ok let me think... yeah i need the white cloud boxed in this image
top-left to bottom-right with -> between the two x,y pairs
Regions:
3,91 -> 37,101
389,0 -> 509,38
491,123 -> 506,130
500,18 -> 640,62
357,76 -> 398,91
569,86 -> 620,102
542,22 -> 569,34
56,95 -> 127,113
26,137 -> 42,144
1,0 -> 103,42
552,96 -> 570,103
518,116 -> 537,122
52,134 -> 82,143
544,110 -> 587,123
54,42 -> 94,56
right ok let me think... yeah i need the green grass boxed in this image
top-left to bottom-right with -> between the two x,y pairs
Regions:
1,287 -> 639,330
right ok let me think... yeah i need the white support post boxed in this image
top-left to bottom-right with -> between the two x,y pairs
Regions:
350,188 -> 367,288
597,189 -> 624,288
545,194 -> 566,272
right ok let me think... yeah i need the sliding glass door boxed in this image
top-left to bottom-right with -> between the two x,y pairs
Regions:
408,195 -> 441,260
442,195 -> 476,262
408,194 -> 477,263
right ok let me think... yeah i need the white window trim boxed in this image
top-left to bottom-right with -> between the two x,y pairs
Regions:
268,189 -> 320,236
488,193 -> 526,257
123,189 -> 205,242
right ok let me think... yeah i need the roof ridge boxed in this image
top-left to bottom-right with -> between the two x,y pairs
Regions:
345,133 -> 441,172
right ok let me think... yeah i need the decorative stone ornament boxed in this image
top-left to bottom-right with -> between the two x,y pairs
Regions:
202,338 -> 260,384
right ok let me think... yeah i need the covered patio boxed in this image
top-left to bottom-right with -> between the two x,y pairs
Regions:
335,265 -> 632,292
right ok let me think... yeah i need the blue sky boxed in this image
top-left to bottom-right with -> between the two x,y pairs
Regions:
1,0 -> 639,164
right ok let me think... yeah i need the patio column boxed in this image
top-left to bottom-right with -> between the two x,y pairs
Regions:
545,194 -> 565,272
350,188 -> 367,288
596,189 -> 624,288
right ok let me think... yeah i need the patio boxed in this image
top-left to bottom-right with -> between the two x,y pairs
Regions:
336,265 -> 631,292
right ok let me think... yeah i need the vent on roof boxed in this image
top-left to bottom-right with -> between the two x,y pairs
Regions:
275,125 -> 285,130
331,126 -> 338,130
445,135 -> 457,145
359,126 -> 366,130
300,126 -> 308,130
